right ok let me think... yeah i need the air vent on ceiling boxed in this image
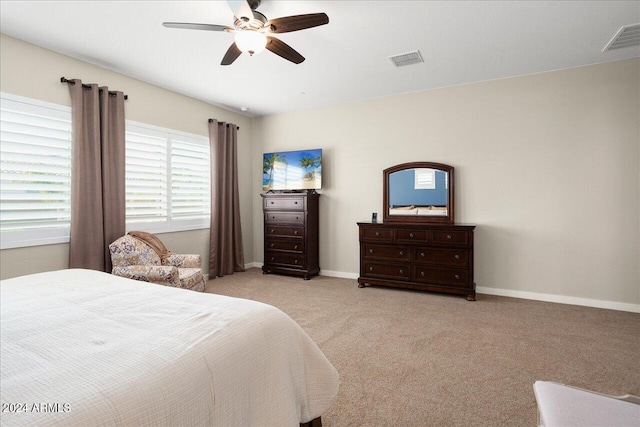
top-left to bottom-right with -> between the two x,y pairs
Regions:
603,23 -> 640,52
389,51 -> 424,67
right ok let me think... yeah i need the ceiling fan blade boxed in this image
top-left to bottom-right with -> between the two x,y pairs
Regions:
227,0 -> 253,21
267,13 -> 329,33
221,42 -> 243,66
163,22 -> 231,32
265,36 -> 305,64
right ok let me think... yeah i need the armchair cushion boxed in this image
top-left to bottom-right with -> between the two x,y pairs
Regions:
110,235 -> 161,267
112,265 -> 180,287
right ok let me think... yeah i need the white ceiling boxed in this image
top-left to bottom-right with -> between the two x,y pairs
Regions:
1,1 -> 639,118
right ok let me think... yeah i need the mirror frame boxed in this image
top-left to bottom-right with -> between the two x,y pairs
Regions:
383,161 -> 455,224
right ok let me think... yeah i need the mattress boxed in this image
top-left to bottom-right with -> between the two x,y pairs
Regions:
0,269 -> 339,426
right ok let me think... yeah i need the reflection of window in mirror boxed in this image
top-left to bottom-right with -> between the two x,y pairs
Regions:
414,169 -> 435,189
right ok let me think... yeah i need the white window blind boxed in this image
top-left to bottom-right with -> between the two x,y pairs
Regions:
414,168 -> 436,190
0,94 -> 211,249
125,122 -> 210,233
0,93 -> 72,248
125,125 -> 168,224
170,135 -> 210,221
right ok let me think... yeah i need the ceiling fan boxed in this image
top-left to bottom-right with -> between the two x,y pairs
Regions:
163,0 -> 329,65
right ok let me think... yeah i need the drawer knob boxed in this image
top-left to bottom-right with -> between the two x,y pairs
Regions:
270,201 -> 274,204
294,245 -> 298,250
369,266 -> 374,272
270,243 -> 274,248
399,251 -> 404,256
271,257 -> 275,261
454,254 -> 460,259
421,252 -> 425,257
447,234 -> 452,240
375,232 -> 380,237
454,274 -> 460,280
399,269 -> 403,274
295,201 -> 298,204
294,230 -> 299,235
296,216 -> 299,220
409,233 -> 414,238
270,229 -> 275,234
421,271 -> 425,277
294,260 -> 298,264
271,216 -> 275,219
369,249 -> 374,254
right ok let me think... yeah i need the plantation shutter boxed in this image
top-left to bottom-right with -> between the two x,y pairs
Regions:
170,135 -> 210,220
0,97 -> 72,232
125,125 -> 168,224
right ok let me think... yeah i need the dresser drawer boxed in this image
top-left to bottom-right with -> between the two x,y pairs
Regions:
266,240 -> 304,253
265,212 -> 304,224
363,244 -> 410,261
263,197 -> 305,211
413,266 -> 469,288
361,227 -> 393,242
362,261 -> 411,280
266,251 -> 305,269
396,229 -> 429,243
432,230 -> 469,246
414,248 -> 469,266
266,226 -> 304,238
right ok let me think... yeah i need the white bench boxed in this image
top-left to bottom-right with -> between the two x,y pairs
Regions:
533,381 -> 640,427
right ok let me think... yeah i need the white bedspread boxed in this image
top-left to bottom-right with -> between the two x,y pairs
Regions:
0,269 -> 339,426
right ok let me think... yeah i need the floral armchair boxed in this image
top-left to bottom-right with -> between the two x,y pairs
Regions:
109,234 -> 206,292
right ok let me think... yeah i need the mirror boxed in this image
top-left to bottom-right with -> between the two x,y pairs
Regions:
383,162 -> 454,224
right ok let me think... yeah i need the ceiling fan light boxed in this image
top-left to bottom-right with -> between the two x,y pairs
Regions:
235,31 -> 267,56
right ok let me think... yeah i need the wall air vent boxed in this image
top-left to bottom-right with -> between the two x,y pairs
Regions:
389,50 -> 424,67
603,23 -> 640,52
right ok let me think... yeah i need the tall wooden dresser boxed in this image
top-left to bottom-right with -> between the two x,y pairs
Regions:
262,192 -> 320,280
357,222 -> 476,300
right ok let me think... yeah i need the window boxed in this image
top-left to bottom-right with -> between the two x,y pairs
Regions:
0,93 -> 211,249
125,122 -> 210,233
414,168 -> 436,190
0,93 -> 72,249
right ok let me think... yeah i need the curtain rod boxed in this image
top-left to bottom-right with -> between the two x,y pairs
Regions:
209,118 -> 239,130
60,77 -> 128,100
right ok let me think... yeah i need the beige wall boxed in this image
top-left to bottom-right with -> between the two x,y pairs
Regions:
252,58 -> 640,307
1,34 -> 638,309
0,34 -> 254,279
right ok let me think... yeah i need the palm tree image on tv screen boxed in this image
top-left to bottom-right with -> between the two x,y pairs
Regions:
263,149 -> 322,192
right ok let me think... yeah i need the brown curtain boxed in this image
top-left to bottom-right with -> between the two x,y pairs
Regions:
209,119 -> 245,278
67,79 -> 126,272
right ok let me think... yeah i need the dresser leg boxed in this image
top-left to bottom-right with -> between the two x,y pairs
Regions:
358,282 -> 365,288
466,294 -> 476,301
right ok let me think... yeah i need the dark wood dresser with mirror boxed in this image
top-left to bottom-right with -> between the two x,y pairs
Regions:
357,162 -> 476,300
262,192 -> 320,280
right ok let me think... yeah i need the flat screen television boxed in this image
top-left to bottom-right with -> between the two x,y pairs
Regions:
263,148 -> 322,192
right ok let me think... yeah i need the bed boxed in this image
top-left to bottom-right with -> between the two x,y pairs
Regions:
0,269 -> 339,426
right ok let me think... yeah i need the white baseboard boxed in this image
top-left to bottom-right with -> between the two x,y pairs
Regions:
241,264 -> 639,313
476,286 -> 640,313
